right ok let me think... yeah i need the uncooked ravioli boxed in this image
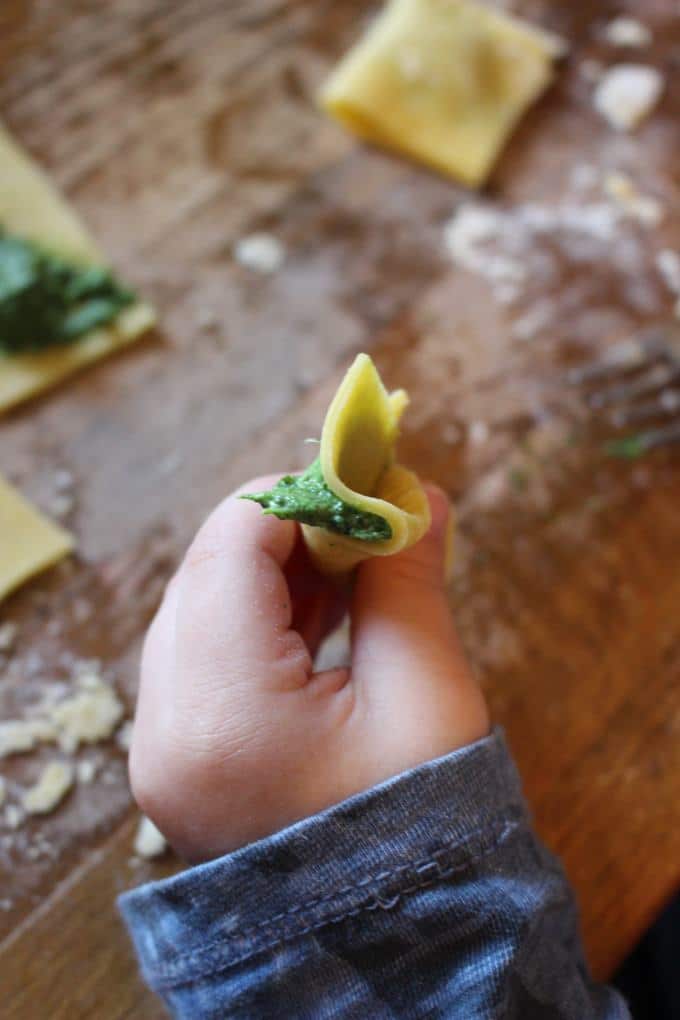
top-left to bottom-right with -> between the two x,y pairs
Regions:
0,474 -> 73,602
244,353 -> 431,575
0,121 -> 155,413
320,0 -> 565,187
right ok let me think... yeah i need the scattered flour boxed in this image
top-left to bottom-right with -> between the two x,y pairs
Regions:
443,205 -> 527,297
0,622 -> 17,653
602,172 -> 663,226
579,59 -> 604,84
511,299 -> 554,342
442,194 -> 647,308
4,804 -> 24,830
468,421 -> 490,445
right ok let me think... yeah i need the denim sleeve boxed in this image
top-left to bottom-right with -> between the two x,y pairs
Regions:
119,729 -> 630,1019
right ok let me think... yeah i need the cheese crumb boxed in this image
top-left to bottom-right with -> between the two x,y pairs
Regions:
134,816 -> 167,859
603,18 -> 652,48
22,761 -> 74,815
233,233 -> 286,274
593,65 -> 664,130
50,675 -> 125,754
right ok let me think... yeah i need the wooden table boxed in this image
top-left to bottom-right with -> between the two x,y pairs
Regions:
1,1 -> 679,1015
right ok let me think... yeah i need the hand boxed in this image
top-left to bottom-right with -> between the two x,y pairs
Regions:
129,477 -> 489,863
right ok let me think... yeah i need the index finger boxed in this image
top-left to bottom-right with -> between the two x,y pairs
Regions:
174,476 -> 313,692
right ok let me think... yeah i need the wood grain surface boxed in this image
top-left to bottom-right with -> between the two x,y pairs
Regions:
0,0 -> 679,1016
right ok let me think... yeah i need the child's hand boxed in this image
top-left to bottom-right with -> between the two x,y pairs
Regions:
130,477 -> 489,862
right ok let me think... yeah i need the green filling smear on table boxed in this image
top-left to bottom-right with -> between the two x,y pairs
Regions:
242,458 -> 392,541
0,228 -> 135,354
605,434 -> 648,460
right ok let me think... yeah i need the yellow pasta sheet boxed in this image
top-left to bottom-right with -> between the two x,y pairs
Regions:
320,0 -> 564,187
303,353 -> 430,574
0,475 -> 74,602
0,122 -> 155,413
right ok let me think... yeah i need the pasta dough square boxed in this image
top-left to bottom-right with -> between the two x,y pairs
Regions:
320,0 -> 564,186
0,475 -> 74,602
0,122 -> 155,413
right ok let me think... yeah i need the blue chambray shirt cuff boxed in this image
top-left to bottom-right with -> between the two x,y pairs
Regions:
119,726 -> 530,992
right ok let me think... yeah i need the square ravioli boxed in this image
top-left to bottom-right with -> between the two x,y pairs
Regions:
320,0 -> 564,186
0,122 -> 155,413
0,474 -> 74,602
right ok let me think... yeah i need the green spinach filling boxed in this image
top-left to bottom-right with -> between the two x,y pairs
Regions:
242,458 -> 391,541
0,228 -> 135,355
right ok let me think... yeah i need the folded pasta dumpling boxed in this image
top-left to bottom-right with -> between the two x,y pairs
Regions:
320,0 -> 565,187
244,353 -> 430,574
0,122 -> 155,413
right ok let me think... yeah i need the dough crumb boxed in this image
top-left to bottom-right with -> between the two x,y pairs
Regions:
4,803 -> 25,829
50,672 -> 125,753
48,492 -> 75,518
0,718 -> 57,758
22,761 -> 74,815
603,17 -> 652,48
603,172 -> 664,226
593,65 -> 664,130
468,421 -> 490,446
53,468 -> 74,493
233,233 -> 286,274
116,720 -> 133,752
0,621 -> 18,653
134,816 -> 167,859
655,249 -> 680,295
76,759 -> 98,784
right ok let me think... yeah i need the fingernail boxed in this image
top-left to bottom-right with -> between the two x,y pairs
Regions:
443,506 -> 456,582
421,484 -> 447,532
422,484 -> 456,580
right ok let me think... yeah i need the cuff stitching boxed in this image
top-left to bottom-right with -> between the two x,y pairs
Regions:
147,815 -> 522,990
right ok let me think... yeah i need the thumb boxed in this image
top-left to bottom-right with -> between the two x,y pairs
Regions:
351,485 -> 488,750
